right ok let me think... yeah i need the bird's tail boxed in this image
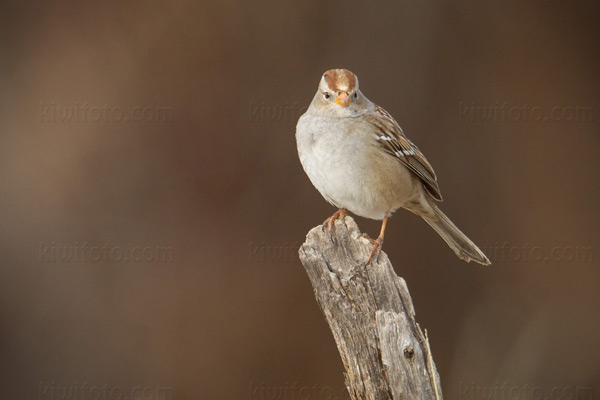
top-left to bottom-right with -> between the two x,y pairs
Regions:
419,202 -> 491,265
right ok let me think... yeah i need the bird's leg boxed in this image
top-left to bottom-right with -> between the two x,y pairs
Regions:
367,211 -> 390,263
323,208 -> 348,232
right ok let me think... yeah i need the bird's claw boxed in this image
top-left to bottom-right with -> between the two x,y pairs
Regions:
322,208 -> 348,232
367,236 -> 384,264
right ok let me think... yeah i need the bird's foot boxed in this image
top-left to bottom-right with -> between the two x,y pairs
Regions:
367,235 -> 385,264
323,208 -> 348,232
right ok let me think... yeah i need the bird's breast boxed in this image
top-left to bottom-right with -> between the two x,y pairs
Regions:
296,114 -> 417,219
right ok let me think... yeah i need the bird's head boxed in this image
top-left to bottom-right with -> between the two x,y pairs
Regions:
312,69 -> 372,117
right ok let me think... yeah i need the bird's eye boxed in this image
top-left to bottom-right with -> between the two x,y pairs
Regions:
323,92 -> 331,100
353,92 -> 358,99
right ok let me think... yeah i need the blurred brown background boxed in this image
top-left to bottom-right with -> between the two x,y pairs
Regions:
1,1 -> 599,399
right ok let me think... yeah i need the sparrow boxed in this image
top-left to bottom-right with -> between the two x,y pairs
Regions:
295,69 -> 490,265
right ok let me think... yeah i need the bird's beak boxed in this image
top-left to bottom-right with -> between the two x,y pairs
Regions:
335,92 -> 350,107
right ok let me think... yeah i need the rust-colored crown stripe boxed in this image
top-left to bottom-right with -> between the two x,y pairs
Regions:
323,69 -> 357,93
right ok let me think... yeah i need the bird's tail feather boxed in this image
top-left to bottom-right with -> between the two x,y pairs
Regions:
421,203 -> 491,265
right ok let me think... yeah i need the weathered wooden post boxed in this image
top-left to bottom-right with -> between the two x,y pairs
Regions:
298,215 -> 443,400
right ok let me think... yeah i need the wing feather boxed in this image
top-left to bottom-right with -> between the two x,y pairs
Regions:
366,106 -> 443,201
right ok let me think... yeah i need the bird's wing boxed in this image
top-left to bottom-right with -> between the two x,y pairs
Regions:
365,105 -> 443,201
